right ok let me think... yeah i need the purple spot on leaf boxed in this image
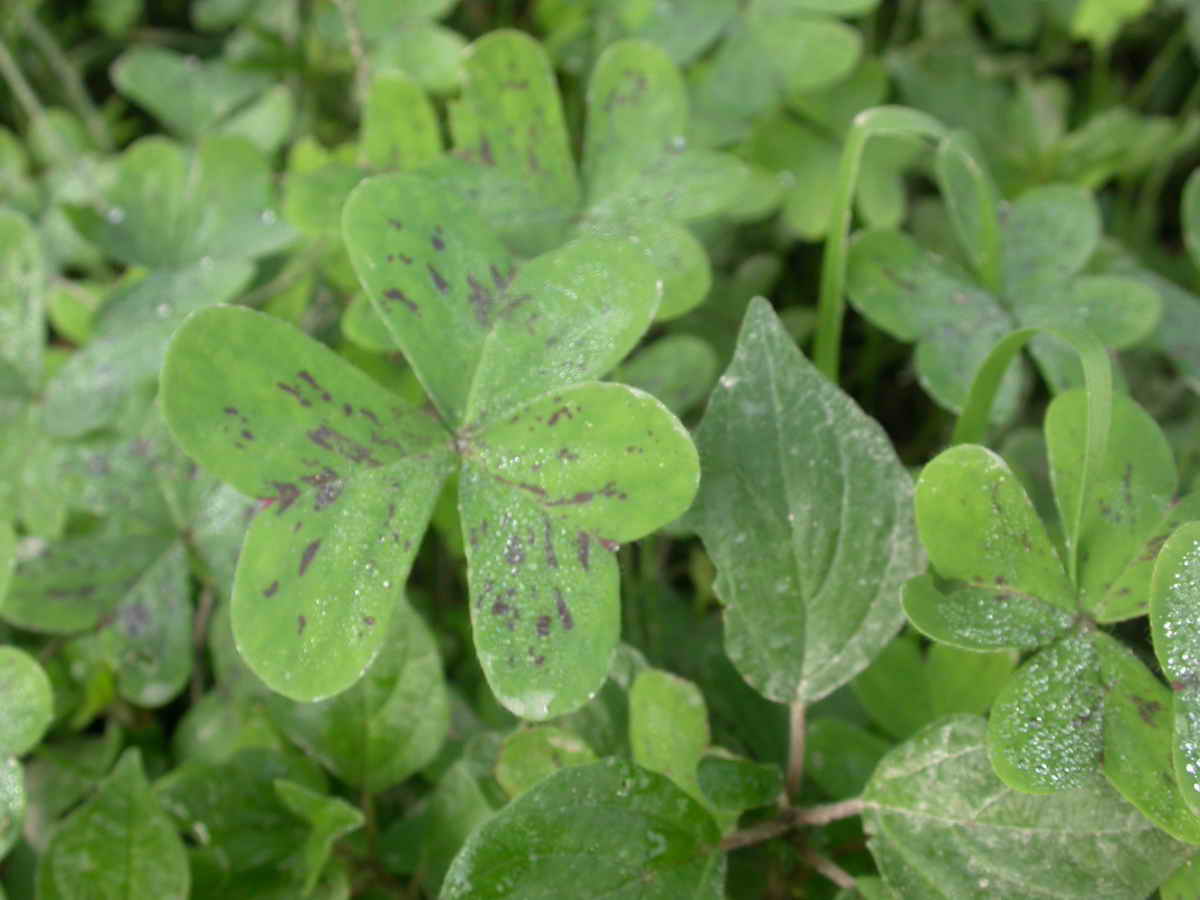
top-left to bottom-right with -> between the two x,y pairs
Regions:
428,264 -> 449,294
264,581 -> 279,597
555,589 -> 574,631
299,540 -> 321,576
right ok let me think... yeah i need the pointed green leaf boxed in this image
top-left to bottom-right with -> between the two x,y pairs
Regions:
864,716 -> 1191,900
1001,184 -> 1099,301
112,47 -> 270,138
441,758 -> 724,900
1095,630 -> 1200,843
583,40 -> 747,225
0,646 -> 52,757
42,261 -> 253,438
162,306 -> 454,700
904,573 -> 1074,651
690,298 -> 921,703
1151,521 -> 1200,814
361,72 -> 442,171
274,779 -> 364,895
0,210 -> 44,387
448,30 -> 580,255
494,726 -> 596,798
630,668 -> 710,806
39,749 -> 189,900
67,136 -> 293,269
916,444 -> 1073,613
988,632 -> 1104,793
263,601 -> 449,791
0,756 -> 23,860
4,535 -> 174,634
458,468 -> 618,721
466,382 -> 699,543
1046,389 -> 1177,621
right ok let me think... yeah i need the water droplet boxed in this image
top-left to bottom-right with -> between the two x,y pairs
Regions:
105,206 -> 126,224
155,303 -> 171,318
669,135 -> 686,151
259,209 -> 278,225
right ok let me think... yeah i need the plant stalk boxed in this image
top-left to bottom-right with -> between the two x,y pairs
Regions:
786,700 -> 806,801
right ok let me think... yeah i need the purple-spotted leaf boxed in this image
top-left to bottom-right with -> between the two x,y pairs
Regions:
689,298 -> 921,704
343,174 -> 662,429
465,382 -> 699,544
162,306 -> 455,701
458,465 -> 620,721
447,30 -> 580,256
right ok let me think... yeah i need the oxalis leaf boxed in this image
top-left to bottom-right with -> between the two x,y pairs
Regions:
440,758 -> 725,899
688,298 -> 922,704
863,716 -> 1192,899
162,305 -> 456,701
344,171 -> 699,719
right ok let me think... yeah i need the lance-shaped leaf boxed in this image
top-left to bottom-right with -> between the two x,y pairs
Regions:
0,646 -> 52,757
162,306 -> 455,701
38,749 -> 189,900
1046,389 -> 1183,621
1151,521 -> 1200,815
689,298 -> 921,704
441,758 -> 725,900
447,30 -> 580,255
0,210 -> 44,388
863,716 -> 1191,900
66,135 -> 293,270
460,382 -> 699,719
263,601 -> 449,792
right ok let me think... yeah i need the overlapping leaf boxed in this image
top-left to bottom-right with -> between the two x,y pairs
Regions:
689,298 -> 921,704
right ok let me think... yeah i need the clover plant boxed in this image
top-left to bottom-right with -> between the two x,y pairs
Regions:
3,2 -> 1200,899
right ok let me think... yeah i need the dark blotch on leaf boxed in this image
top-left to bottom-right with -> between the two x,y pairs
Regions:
307,426 -> 382,467
428,263 -> 450,294
432,226 -> 445,251
1130,695 -> 1163,725
301,466 -> 345,510
547,406 -> 573,426
277,382 -> 312,407
297,615 -> 307,635
505,533 -> 525,566
299,540 -> 322,576
536,615 -> 551,637
120,603 -> 151,638
363,616 -> 376,627
577,532 -> 590,571
298,370 -> 332,403
543,518 -> 558,569
385,288 -> 419,314
555,588 -> 574,631
272,482 -> 300,513
264,581 -> 279,597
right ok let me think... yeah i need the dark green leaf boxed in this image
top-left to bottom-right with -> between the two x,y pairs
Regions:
273,779 -> 364,895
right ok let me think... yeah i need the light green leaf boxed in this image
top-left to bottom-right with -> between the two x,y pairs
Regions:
494,726 -> 596,798
219,84 -> 294,155
448,30 -> 580,254
4,535 -> 173,634
616,0 -> 736,63
583,40 -> 748,226
1002,184 -> 1099,302
935,131 -> 1000,291
263,601 -> 449,791
689,298 -> 921,703
440,758 -> 724,899
0,756 -> 23,860
458,468 -> 619,721
360,72 -> 441,171
41,261 -> 253,438
988,632 -> 1104,793
1161,856 -> 1200,900
864,716 -> 1191,899
1151,521 -> 1200,814
614,334 -> 718,416
746,8 -> 861,98
1095,631 -> 1200,843
39,749 -> 189,900
1071,0 -> 1152,47
161,305 -> 454,701
112,47 -> 270,138
67,136 -> 293,269
0,210 -> 44,387
630,668 -> 710,806
925,644 -> 1015,718
274,779 -> 364,896
374,24 -> 467,95
0,646 -> 52,757
915,444 -> 1073,613
1046,389 -> 1178,621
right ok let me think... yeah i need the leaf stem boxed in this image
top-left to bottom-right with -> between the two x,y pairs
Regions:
190,585 -> 214,704
800,847 -> 857,890
20,11 -> 112,150
332,0 -> 371,114
718,799 -> 866,852
0,37 -> 46,126
786,700 -> 806,801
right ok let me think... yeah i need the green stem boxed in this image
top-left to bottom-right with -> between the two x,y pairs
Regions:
1128,26 -> 1186,112
0,37 -> 46,126
786,701 -> 806,802
21,12 -> 112,150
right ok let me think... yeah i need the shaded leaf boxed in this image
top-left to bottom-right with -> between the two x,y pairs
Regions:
274,779 -> 364,895
630,668 -> 710,806
494,726 -> 596,798
0,210 -> 44,387
690,298 -> 921,704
